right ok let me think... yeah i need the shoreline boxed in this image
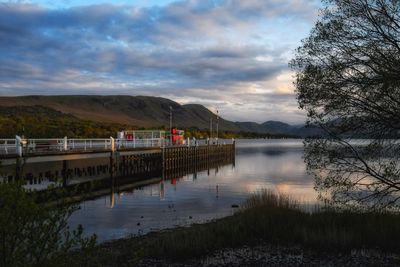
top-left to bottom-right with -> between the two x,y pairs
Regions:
136,244 -> 400,267
62,190 -> 400,266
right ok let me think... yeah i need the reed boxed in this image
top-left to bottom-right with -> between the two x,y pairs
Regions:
65,189 -> 400,266
242,188 -> 299,210
139,190 -> 400,259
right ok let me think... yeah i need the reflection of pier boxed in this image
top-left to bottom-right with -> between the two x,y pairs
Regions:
0,132 -> 235,190
103,153 -> 235,208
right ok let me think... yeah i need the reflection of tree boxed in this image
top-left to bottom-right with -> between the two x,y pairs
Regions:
291,1 -> 400,210
238,148 -> 292,156
262,150 -> 288,157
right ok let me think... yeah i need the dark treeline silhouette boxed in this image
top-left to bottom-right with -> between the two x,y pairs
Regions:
291,0 -> 400,210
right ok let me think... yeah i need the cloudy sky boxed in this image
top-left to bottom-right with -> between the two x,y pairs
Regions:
0,0 -> 321,123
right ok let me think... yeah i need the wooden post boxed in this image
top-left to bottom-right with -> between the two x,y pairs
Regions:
15,135 -> 23,181
62,160 -> 67,187
15,158 -> 22,181
63,136 -> 68,151
15,135 -> 23,157
109,152 -> 114,179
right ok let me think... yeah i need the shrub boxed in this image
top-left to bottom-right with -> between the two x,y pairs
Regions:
0,183 -> 96,267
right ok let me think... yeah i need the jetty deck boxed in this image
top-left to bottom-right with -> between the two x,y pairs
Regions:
0,133 -> 235,188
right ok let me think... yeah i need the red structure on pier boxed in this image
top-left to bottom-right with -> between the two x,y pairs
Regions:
171,127 -> 184,145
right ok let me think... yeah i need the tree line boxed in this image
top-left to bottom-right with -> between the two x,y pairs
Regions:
0,106 -> 298,139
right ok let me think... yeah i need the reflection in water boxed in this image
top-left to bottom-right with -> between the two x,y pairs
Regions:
69,139 -> 316,242
109,183 -> 115,209
160,181 -> 165,200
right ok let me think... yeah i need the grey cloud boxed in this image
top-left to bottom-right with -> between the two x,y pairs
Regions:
0,0 -> 318,123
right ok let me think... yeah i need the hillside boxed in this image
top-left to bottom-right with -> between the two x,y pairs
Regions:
0,95 -> 240,131
0,95 -> 320,138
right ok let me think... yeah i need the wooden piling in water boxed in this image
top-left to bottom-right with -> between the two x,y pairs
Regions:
161,143 -> 235,178
8,143 -> 234,189
62,160 -> 67,187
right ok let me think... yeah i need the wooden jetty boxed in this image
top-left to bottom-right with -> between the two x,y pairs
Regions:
0,132 -> 235,188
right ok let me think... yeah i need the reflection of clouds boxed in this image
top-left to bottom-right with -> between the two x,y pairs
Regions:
276,183 -> 290,194
243,181 -> 275,194
69,141 -> 317,241
236,139 -> 305,149
228,152 -> 307,181
275,183 -> 315,202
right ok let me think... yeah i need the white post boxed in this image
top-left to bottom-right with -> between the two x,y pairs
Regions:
210,117 -> 213,139
15,135 -> 22,157
63,136 -> 68,151
169,106 -> 173,145
216,109 -> 219,143
187,137 -> 190,147
110,137 -> 115,152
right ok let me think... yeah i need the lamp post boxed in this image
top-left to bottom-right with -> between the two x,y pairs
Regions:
169,106 -> 172,145
210,117 -> 213,140
216,109 -> 219,143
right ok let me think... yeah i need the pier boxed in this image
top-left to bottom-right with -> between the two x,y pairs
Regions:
0,131 -> 235,189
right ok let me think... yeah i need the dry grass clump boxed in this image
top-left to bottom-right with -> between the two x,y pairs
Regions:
242,189 -> 299,210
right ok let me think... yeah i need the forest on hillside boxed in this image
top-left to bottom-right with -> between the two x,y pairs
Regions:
0,106 -> 298,139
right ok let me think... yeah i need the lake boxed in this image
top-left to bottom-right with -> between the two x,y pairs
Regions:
68,139 -> 317,242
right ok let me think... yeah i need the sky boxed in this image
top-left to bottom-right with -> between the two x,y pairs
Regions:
0,0 -> 322,124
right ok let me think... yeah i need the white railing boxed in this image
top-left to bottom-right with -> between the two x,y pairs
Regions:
67,138 -> 113,152
0,139 -> 17,155
25,138 -> 65,153
0,136 -> 235,156
116,138 -> 164,149
0,136 -> 164,156
22,138 -> 116,154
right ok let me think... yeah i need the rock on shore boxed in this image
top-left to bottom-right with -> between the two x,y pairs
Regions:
137,244 -> 400,267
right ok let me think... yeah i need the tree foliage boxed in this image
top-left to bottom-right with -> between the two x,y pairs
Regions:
0,183 -> 96,266
0,106 -> 295,139
0,106 -> 133,138
291,0 -> 400,209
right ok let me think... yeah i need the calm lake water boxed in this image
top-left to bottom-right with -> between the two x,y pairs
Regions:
68,139 -> 317,242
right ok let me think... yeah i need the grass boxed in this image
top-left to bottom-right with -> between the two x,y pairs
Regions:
64,189 -> 400,266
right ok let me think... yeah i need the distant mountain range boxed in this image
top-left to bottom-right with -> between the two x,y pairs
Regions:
0,95 -> 322,137
235,120 -> 322,138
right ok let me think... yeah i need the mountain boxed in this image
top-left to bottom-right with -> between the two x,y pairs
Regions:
234,120 -> 322,137
0,95 -> 239,130
0,95 -> 321,137
261,121 -> 294,133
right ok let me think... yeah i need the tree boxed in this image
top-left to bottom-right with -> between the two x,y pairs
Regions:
0,183 -> 96,266
290,0 -> 400,209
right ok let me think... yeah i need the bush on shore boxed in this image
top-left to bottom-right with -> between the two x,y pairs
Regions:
0,183 -> 96,267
